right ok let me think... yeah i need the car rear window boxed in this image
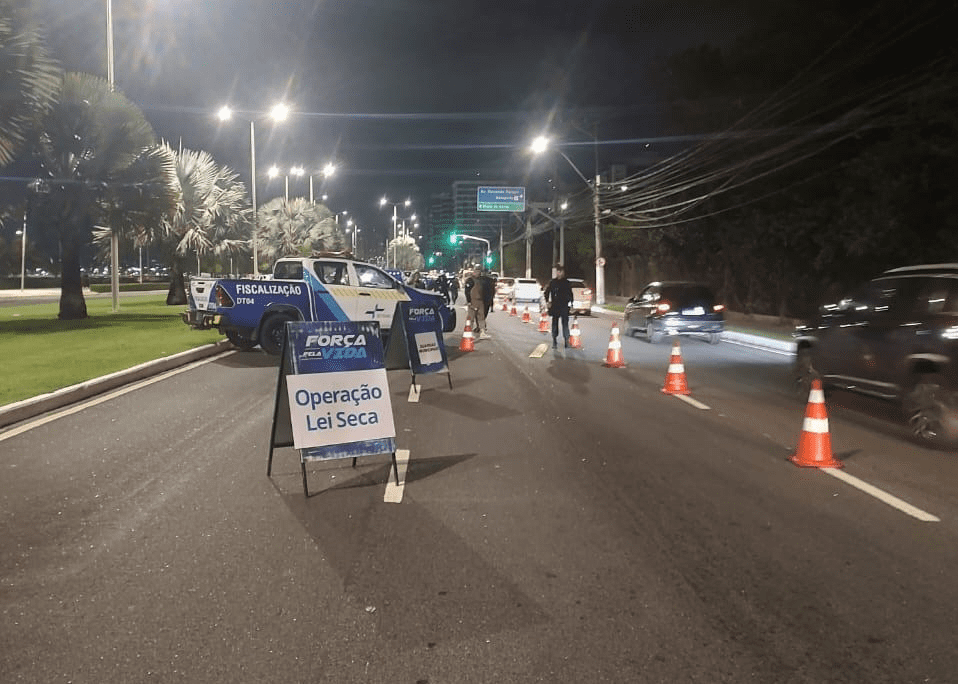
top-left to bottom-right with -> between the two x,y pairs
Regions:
661,284 -> 715,307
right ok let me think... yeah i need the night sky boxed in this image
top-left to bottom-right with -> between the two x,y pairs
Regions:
28,0 -> 754,246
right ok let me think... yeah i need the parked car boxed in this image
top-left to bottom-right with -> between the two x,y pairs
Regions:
495,276 -> 516,300
512,278 -> 543,305
568,278 -> 592,315
623,281 -> 724,344
794,263 -> 958,447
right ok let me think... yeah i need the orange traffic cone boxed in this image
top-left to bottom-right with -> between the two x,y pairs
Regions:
569,316 -> 582,348
661,339 -> 690,395
537,310 -> 550,333
459,318 -> 475,352
501,299 -> 508,312
790,379 -> 842,468
510,302 -> 518,317
521,306 -> 531,323
602,323 -> 626,368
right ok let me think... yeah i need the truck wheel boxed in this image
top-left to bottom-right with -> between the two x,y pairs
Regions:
259,314 -> 295,356
225,329 -> 258,351
905,380 -> 958,448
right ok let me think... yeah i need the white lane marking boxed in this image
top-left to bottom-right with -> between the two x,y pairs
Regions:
408,383 -> 421,403
529,343 -> 548,358
673,394 -> 710,410
0,353 -> 234,443
384,449 -> 409,503
823,468 -> 940,522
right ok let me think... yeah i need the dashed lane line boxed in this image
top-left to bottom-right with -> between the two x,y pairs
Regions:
672,394 -> 711,410
823,467 -> 940,522
384,449 -> 410,503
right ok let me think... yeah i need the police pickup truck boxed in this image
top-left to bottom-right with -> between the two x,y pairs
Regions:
182,254 -> 456,355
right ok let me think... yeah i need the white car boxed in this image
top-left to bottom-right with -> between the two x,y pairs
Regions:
511,278 -> 542,305
495,277 -> 515,299
568,278 -> 593,315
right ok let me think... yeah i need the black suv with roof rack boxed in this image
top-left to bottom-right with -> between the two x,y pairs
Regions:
794,263 -> 958,447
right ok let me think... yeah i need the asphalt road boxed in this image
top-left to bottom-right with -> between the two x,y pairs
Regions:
2,306 -> 957,683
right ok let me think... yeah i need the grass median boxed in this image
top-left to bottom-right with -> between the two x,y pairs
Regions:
0,295 -> 222,407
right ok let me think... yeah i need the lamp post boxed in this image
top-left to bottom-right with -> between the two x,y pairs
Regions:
379,196 -> 412,268
218,103 -> 290,274
530,135 -> 605,304
449,233 -> 490,264
309,163 -> 337,204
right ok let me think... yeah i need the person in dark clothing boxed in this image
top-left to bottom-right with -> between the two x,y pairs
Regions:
435,273 -> 450,303
479,270 -> 495,322
544,264 -> 574,348
449,275 -> 459,304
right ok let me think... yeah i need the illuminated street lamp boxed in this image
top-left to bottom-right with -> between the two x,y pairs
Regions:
217,102 -> 291,274
530,135 -> 605,304
309,162 -> 337,203
379,196 -> 412,267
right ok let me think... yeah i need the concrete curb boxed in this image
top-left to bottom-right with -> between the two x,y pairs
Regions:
0,340 -> 234,429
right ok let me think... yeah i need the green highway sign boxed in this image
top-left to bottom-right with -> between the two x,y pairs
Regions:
477,186 -> 525,212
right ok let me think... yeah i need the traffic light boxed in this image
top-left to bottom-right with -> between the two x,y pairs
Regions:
484,254 -> 494,266
448,233 -> 460,245
427,255 -> 435,266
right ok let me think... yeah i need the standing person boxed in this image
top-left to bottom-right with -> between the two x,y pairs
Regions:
479,269 -> 495,324
435,273 -> 450,303
464,266 -> 490,339
449,274 -> 459,304
544,264 -> 574,349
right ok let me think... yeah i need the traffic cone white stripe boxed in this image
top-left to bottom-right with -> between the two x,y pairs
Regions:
609,340 -> 621,350
809,389 -> 825,403
802,417 -> 829,434
668,363 -> 685,373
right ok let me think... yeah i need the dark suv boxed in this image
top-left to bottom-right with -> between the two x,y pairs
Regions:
794,264 -> 958,447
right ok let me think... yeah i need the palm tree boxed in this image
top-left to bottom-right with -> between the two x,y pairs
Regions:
34,72 -> 173,319
256,197 -> 343,263
150,145 -> 251,305
0,1 -> 60,167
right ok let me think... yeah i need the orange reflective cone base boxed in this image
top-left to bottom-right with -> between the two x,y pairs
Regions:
661,340 -> 690,395
569,317 -> 582,348
521,306 -> 531,323
459,318 -> 475,352
603,323 -> 626,368
790,379 -> 842,468
510,303 -> 518,317
537,311 -> 550,333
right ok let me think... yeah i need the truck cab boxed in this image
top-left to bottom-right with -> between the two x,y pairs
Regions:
184,254 -> 456,354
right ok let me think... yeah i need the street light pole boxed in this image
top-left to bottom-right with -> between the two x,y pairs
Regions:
20,204 -> 27,291
106,0 -> 120,310
593,173 -> 604,305
249,120 -> 258,274
530,136 -> 606,304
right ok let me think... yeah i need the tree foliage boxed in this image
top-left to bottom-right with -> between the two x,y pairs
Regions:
34,72 -> 168,319
0,1 -> 60,167
256,197 -> 342,264
598,0 -> 958,317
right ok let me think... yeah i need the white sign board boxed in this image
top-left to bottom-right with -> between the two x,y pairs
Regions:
286,368 -> 396,449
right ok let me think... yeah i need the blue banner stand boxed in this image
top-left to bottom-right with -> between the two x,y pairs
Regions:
267,321 -> 399,497
385,302 -> 453,391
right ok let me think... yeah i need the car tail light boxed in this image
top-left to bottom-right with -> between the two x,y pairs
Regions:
215,285 -> 234,307
656,302 -> 671,313
713,304 -> 725,312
